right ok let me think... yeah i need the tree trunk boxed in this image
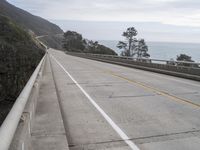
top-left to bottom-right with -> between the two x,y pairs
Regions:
128,38 -> 132,56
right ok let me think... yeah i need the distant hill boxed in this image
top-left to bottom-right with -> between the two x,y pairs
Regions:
0,0 -> 63,35
0,0 -> 64,49
0,15 -> 45,124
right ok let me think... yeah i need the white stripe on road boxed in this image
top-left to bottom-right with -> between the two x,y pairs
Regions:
50,54 -> 140,150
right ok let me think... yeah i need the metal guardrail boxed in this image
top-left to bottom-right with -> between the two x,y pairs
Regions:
0,54 -> 46,150
71,52 -> 200,67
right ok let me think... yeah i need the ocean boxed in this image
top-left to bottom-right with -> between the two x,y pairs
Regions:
98,40 -> 200,62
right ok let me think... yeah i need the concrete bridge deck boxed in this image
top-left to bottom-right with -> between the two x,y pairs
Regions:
31,49 -> 200,150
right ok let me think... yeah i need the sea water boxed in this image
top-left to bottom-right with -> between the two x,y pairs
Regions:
99,40 -> 200,62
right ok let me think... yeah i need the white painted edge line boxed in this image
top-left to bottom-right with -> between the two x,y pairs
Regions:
50,54 -> 140,150
22,142 -> 24,150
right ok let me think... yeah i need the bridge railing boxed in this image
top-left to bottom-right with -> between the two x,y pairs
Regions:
66,52 -> 200,81
0,54 -> 46,150
73,52 -> 200,67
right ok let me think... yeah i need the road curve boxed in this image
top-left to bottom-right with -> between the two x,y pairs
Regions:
49,49 -> 200,150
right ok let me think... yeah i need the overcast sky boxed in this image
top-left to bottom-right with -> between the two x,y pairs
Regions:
7,0 -> 200,43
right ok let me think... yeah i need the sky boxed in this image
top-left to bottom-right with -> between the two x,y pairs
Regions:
7,0 -> 200,43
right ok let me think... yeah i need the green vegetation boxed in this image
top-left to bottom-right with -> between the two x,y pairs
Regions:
167,54 -> 198,67
63,31 -> 117,55
176,54 -> 198,67
176,54 -> 194,62
0,0 -> 65,124
0,15 -> 45,123
117,27 -> 150,58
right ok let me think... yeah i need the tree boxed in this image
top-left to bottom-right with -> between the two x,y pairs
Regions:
176,54 -> 193,62
176,54 -> 198,67
117,27 -> 150,58
136,39 -> 150,58
87,40 -> 117,55
62,31 -> 85,52
62,30 -> 117,55
117,27 -> 137,56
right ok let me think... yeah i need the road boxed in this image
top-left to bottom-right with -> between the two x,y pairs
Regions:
37,48 -> 200,150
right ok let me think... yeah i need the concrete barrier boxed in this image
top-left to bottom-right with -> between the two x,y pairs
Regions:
66,52 -> 200,81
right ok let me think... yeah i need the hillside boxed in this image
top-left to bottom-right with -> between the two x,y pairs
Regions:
39,34 -> 64,50
0,15 -> 45,123
0,0 -> 63,35
0,0 -> 64,49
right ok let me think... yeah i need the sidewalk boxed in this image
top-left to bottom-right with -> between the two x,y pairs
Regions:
31,55 -> 69,150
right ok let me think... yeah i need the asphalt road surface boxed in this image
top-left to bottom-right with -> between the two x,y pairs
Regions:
43,49 -> 200,150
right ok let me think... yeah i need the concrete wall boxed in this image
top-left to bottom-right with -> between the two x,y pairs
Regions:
67,52 -> 200,81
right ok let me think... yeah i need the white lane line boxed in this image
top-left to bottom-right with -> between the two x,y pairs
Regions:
50,54 -> 140,150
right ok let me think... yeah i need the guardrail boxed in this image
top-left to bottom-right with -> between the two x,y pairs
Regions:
0,54 -> 46,150
71,53 -> 200,67
66,52 -> 200,81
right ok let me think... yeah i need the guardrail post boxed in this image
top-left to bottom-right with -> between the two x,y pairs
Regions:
9,112 -> 32,150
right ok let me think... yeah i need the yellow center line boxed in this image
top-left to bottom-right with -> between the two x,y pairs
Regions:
67,56 -> 200,109
104,70 -> 200,109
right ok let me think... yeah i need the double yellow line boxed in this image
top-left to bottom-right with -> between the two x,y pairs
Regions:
104,70 -> 200,109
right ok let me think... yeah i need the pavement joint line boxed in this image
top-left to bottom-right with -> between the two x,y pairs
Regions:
31,133 -> 66,138
68,139 -> 128,148
109,94 -> 159,99
104,70 -> 200,109
69,129 -> 200,148
50,54 -> 140,150
131,129 -> 200,141
173,91 -> 199,95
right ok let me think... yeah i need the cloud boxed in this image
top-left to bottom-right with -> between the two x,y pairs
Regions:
7,0 -> 200,27
6,0 -> 200,43
50,20 -> 200,43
